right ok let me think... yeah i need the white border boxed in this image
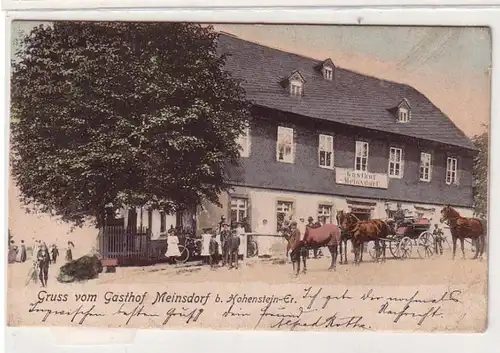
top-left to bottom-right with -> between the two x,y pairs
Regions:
2,6 -> 498,353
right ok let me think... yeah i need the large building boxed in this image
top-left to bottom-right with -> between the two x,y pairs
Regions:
132,32 -> 478,237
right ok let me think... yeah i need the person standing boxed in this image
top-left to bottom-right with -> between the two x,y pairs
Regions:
165,228 -> 181,263
65,241 -> 74,262
51,244 -> 59,264
37,243 -> 51,287
8,240 -> 17,264
20,240 -> 27,263
200,228 -> 212,264
393,203 -> 405,228
235,222 -> 246,259
209,233 -> 219,269
256,219 -> 272,258
432,224 -> 444,255
219,222 -> 232,266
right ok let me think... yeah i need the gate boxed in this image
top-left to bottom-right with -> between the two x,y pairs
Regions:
97,226 -> 152,264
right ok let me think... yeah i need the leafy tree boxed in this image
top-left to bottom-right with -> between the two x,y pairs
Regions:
471,128 -> 488,219
10,22 -> 251,227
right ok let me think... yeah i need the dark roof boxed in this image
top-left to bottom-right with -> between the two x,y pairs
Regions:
217,33 -> 477,151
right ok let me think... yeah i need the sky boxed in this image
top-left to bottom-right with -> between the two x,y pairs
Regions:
11,21 -> 491,137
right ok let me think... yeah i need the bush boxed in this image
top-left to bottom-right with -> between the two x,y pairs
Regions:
57,254 -> 103,283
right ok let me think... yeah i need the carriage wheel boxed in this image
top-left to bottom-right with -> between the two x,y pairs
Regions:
417,231 -> 434,259
25,266 -> 36,286
398,237 -> 413,259
247,240 -> 258,258
175,245 -> 190,264
389,239 -> 401,259
367,242 -> 377,260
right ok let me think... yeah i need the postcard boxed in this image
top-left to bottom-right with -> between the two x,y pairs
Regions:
7,21 -> 490,332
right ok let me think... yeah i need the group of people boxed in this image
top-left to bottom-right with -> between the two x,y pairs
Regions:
8,236 -> 76,287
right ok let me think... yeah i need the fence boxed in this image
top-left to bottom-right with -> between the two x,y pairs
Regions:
97,226 -> 153,262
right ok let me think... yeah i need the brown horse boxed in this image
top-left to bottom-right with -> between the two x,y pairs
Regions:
336,210 -> 358,264
439,205 -> 486,260
338,212 -> 389,264
285,221 -> 341,275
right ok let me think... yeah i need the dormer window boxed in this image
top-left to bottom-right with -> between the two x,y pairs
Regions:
396,98 -> 411,123
290,81 -> 303,96
399,107 -> 409,122
282,70 -> 306,97
315,58 -> 335,81
323,66 -> 333,80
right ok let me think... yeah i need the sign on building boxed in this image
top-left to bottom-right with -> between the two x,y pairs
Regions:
335,168 -> 389,189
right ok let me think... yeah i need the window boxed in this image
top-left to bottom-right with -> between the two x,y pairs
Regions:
230,198 -> 248,225
160,211 -> 166,233
276,126 -> 294,163
318,204 -> 333,224
147,209 -> 153,233
388,147 -> 404,178
290,82 -> 303,96
276,201 -> 294,232
323,67 -> 333,80
237,126 -> 250,157
398,108 -> 409,122
318,134 -> 334,169
446,157 -> 458,185
419,152 -> 432,182
355,141 -> 369,171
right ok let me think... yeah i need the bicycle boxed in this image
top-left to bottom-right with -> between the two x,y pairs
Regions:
25,261 -> 39,286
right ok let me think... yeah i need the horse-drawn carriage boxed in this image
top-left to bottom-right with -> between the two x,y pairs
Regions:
368,216 -> 434,260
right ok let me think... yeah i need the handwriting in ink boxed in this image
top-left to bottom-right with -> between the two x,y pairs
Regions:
270,312 -> 372,331
378,302 -> 444,326
254,301 -> 317,329
302,286 -> 323,309
162,307 -> 204,325
320,289 -> 353,309
222,304 -> 251,318
113,304 -> 160,325
28,301 -> 105,325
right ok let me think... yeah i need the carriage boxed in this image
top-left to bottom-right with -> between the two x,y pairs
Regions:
368,216 -> 434,260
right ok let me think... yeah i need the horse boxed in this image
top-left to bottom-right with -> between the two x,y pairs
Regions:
439,205 -> 486,260
336,210 -> 368,264
338,212 -> 389,264
284,221 -> 342,275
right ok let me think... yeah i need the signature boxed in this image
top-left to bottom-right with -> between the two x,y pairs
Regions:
270,312 -> 372,331
28,301 -> 105,325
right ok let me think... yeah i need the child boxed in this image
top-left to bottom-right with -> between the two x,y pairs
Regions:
432,224 -> 444,255
201,228 -> 212,264
209,233 -> 219,269
165,228 -> 181,263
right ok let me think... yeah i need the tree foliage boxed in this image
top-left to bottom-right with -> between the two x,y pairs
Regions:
471,128 -> 488,219
10,22 -> 251,227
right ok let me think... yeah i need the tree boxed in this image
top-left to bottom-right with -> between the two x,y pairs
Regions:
471,128 -> 488,219
10,22 -> 251,227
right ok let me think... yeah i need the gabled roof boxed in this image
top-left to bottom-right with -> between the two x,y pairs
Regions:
217,33 -> 477,151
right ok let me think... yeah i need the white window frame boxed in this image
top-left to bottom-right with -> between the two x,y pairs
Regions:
230,198 -> 248,225
289,80 -> 303,96
318,134 -> 334,169
419,152 -> 432,182
317,204 -> 333,224
355,141 -> 369,172
276,126 -> 294,164
236,126 -> 251,158
398,107 -> 409,122
446,157 -> 458,185
388,147 -> 404,178
323,66 -> 333,80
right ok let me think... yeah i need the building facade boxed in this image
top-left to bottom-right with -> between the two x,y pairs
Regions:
128,33 -> 478,238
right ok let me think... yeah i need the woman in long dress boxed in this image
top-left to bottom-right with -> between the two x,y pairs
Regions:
200,229 -> 212,264
236,223 -> 246,258
165,231 -> 181,262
